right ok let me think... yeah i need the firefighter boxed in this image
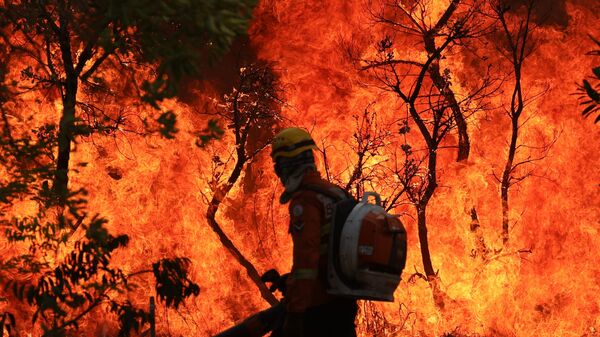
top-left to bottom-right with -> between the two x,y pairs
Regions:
271,127 -> 358,337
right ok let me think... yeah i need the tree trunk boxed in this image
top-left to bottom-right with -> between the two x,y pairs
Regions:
54,76 -> 77,203
416,147 -> 449,309
206,201 -> 278,306
205,153 -> 278,306
501,118 -> 519,245
416,203 -> 447,310
469,207 -> 488,260
416,204 -> 435,278
417,147 -> 439,278
422,0 -> 470,162
54,5 -> 78,205
424,37 -> 470,162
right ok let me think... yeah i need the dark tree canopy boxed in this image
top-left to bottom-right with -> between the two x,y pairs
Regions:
0,0 -> 257,202
0,0 -> 257,102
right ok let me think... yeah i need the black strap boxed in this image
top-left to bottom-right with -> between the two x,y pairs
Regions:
271,139 -> 316,157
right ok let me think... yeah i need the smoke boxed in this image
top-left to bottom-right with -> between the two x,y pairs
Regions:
505,0 -> 569,28
176,36 -> 261,104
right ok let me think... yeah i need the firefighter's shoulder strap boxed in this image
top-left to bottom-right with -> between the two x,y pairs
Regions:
299,183 -> 349,202
297,184 -> 358,265
297,183 -> 353,235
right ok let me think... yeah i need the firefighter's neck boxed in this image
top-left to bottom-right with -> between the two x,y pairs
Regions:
279,164 -> 317,204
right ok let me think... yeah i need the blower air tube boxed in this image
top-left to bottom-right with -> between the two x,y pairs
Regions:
213,303 -> 285,337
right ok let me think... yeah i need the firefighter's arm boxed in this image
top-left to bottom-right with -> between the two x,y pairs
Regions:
285,195 -> 323,314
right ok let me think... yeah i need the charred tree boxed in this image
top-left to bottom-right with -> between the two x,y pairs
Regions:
364,1 -> 492,282
319,107 -> 391,198
491,0 -> 554,246
469,207 -> 490,260
359,2 -> 497,311
343,108 -> 389,196
203,63 -> 282,306
367,48 -> 452,304
368,0 -> 486,162
422,0 -> 471,162
496,0 -> 531,246
319,106 -> 413,213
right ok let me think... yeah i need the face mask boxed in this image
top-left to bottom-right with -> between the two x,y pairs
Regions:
274,161 -> 284,178
274,151 -> 315,183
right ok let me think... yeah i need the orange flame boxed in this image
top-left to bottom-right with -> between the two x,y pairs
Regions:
1,0 -> 599,336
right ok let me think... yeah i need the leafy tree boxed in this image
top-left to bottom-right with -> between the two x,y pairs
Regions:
578,36 -> 600,123
0,0 -> 257,203
0,0 -> 257,335
0,68 -> 200,337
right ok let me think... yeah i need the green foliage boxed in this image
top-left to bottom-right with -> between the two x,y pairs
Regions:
196,119 -> 225,147
578,36 -> 600,124
0,125 -> 57,207
0,88 -> 200,337
0,123 -> 201,335
109,302 -> 149,337
0,1 -> 251,334
1,0 -> 257,136
3,215 -> 130,332
152,258 -> 200,309
156,111 -> 179,139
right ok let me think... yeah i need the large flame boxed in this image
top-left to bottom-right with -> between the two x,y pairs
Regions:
1,0 -> 599,336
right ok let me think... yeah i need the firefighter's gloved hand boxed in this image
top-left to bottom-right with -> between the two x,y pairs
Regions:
283,313 -> 304,337
261,270 -> 289,295
276,273 -> 289,295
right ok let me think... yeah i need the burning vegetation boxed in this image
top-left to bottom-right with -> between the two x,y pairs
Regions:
0,0 -> 599,336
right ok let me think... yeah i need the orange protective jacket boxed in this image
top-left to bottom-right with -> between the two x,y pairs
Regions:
284,170 -> 343,313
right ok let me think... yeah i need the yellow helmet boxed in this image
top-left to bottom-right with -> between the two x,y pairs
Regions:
271,127 -> 317,161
